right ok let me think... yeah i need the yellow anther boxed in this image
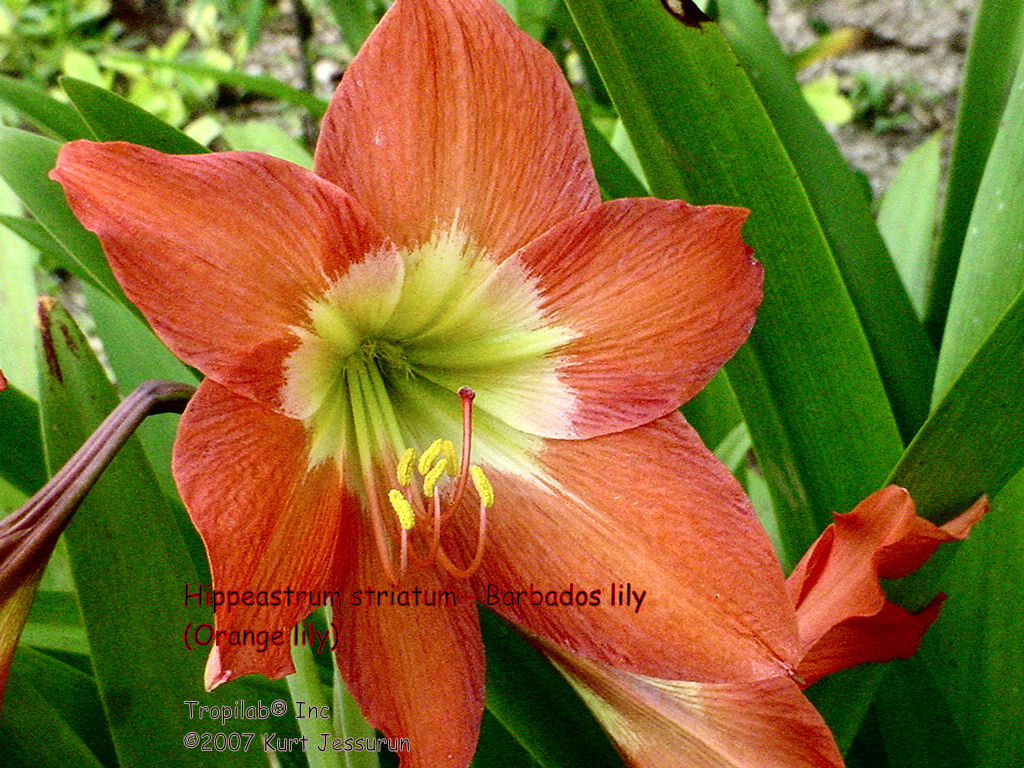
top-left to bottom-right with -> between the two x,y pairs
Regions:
422,459 -> 447,498
470,465 -> 494,508
388,489 -> 416,530
440,439 -> 459,477
418,439 -> 444,475
396,448 -> 417,487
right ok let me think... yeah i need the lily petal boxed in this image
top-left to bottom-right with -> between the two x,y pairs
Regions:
314,0 -> 600,257
547,643 -> 844,768
172,379 -> 350,686
450,412 -> 801,683
336,510 -> 485,768
787,486 -> 989,686
509,199 -> 762,438
52,141 -> 388,410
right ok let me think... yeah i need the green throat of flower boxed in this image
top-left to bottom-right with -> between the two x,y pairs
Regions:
280,226 -> 573,582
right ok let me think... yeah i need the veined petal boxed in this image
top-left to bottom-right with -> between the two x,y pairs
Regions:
786,486 -> 988,685
172,379 -> 350,686
52,141 -> 389,410
450,413 -> 801,683
546,643 -> 844,768
335,509 -> 485,768
506,199 -> 761,438
314,0 -> 600,257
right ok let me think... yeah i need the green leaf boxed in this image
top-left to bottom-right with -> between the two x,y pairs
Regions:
933,53 -> 1024,402
0,177 -> 40,398
927,0 -> 1024,342
0,383 -> 46,499
872,658 -> 971,768
81,282 -> 197,501
36,298 -> 290,767
498,0 -> 555,39
481,609 -> 623,768
325,0 -> 380,51
0,128 -> 123,306
918,464 -> 1024,768
810,283 -> 1024,750
0,74 -> 93,141
472,711 -> 542,768
0,214 -> 67,264
10,646 -> 118,767
60,77 -> 209,155
0,665 -> 106,768
103,53 -> 331,118
877,133 -> 942,318
579,116 -> 647,199
223,120 -> 314,168
564,0 -> 905,565
715,0 -> 936,441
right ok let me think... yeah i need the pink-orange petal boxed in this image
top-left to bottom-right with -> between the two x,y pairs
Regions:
172,379 -> 350,685
546,643 -> 844,768
506,199 -> 761,438
450,412 -> 801,684
786,486 -> 988,684
335,509 -> 485,768
314,0 -> 600,258
52,141 -> 388,410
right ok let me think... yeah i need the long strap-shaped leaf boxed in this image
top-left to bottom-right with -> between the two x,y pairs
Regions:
715,0 -> 936,442
927,0 -> 1024,343
564,0 -> 904,563
809,283 -> 1024,750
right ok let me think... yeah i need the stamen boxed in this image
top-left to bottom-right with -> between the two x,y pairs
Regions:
396,448 -> 417,487
418,439 -> 444,475
422,459 -> 447,498
440,439 -> 459,477
469,465 -> 494,508
388,489 -> 416,530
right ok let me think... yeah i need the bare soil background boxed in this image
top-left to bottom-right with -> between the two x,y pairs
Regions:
768,0 -> 975,195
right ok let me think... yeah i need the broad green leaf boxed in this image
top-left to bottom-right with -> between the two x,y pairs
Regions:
872,658 -> 971,768
223,120 -> 314,168
0,214 -> 67,265
919,464 -> 1024,768
565,0 -> 905,565
60,77 -> 209,155
103,53 -> 330,118
716,0 -> 936,441
36,298 -> 290,767
927,0 -> 1024,342
810,284 -> 1024,749
81,282 -> 197,501
934,53 -> 1024,402
498,0 -> 555,39
11,646 -> 117,766
579,116 -> 647,199
0,128 -> 122,306
0,74 -> 93,141
0,666 -> 105,768
0,178 -> 38,397
0,383 -> 45,496
326,0 -> 380,51
481,609 -> 623,768
472,711 -> 542,768
877,133 -> 942,318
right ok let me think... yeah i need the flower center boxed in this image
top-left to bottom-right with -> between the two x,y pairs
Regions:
280,226 -> 571,582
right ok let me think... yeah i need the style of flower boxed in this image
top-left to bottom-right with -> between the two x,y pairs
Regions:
546,486 -> 988,768
51,0 -> 797,765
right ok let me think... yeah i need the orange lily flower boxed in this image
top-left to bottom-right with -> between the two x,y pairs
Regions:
546,487 -> 988,768
51,0 -> 800,764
